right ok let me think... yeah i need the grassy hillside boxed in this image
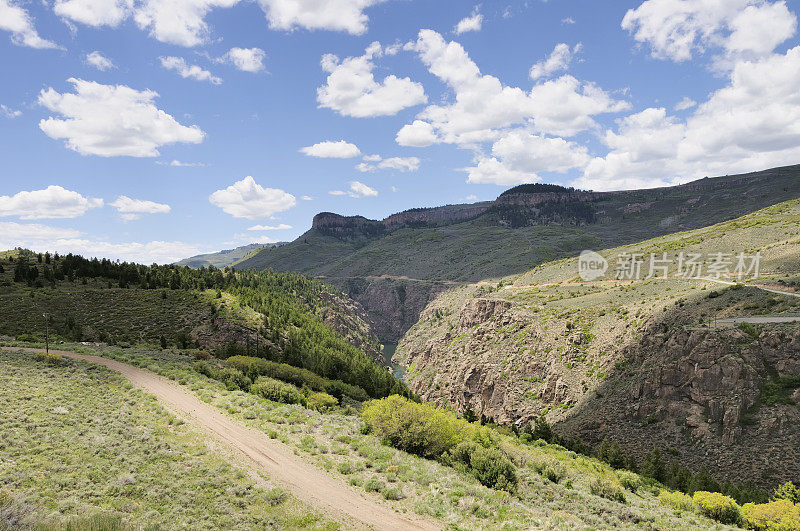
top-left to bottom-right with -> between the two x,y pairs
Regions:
174,242 -> 283,269
0,349 -> 336,529
1,343 -> 750,530
0,250 -> 404,399
397,197 -> 800,489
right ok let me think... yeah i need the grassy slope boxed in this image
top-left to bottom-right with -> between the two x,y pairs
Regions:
1,343 -> 733,530
396,198 -> 800,486
0,349 -> 337,530
174,243 -> 280,269
238,166 -> 800,282
0,254 -> 380,362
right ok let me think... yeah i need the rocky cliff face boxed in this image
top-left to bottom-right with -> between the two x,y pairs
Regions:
397,282 -> 800,487
561,325 -> 800,487
329,276 -> 449,343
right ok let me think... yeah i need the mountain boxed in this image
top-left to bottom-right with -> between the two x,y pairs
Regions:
175,242 -> 284,269
396,197 -> 800,488
238,165 -> 800,341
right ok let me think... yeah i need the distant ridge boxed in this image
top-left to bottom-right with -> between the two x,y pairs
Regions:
175,242 -> 285,269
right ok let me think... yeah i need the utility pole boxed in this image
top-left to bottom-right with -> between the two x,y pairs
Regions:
43,312 -> 49,353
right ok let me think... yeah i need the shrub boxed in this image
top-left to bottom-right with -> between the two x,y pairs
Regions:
590,478 -> 626,504
361,395 -> 468,459
448,441 -> 518,492
774,482 -> 800,504
617,470 -> 643,492
381,487 -> 404,501
742,499 -> 800,530
364,478 -> 384,493
542,464 -> 566,484
33,352 -> 66,366
250,377 -> 305,406
307,392 -> 338,412
226,356 -> 369,402
693,491 -> 741,525
16,334 -> 40,343
659,490 -> 695,512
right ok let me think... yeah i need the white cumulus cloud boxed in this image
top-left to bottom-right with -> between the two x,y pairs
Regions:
317,42 -> 427,118
530,43 -> 581,80
577,45 -> 800,191
401,30 -> 628,146
300,140 -> 361,158
454,9 -> 482,34
110,195 -> 171,220
85,51 -> 115,70
0,0 -> 60,49
54,0 -> 133,27
0,185 -> 103,219
465,131 -> 590,185
209,176 -> 296,219
38,78 -> 205,157
257,0 -> 386,35
160,56 -> 222,84
357,156 -> 420,172
329,181 -> 377,198
622,0 -> 797,67
222,47 -> 266,72
134,0 -> 240,47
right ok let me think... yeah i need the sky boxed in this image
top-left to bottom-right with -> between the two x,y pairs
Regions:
2,0 -> 800,263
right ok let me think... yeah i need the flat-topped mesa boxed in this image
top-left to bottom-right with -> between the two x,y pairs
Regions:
311,212 -> 386,241
381,203 -> 491,231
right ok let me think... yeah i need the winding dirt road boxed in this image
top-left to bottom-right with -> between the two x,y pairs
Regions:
3,347 -> 437,531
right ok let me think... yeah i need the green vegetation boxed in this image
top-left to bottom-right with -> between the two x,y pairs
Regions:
239,166 -> 800,283
3,343 -> 737,529
0,349 -> 334,529
225,355 -> 370,401
0,250 -> 405,400
693,491 -> 742,525
250,376 -> 306,406
742,499 -> 800,530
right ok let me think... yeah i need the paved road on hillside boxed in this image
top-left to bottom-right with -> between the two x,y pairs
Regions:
3,347 -> 437,531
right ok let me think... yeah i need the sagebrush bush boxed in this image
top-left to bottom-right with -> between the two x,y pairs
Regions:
306,392 -> 338,412
360,395 -> 469,459
617,470 -> 643,492
693,491 -> 741,525
468,446 -> 517,492
590,478 -> 626,503
33,352 -> 66,366
448,441 -> 518,492
741,499 -> 800,530
659,490 -> 695,512
364,478 -> 384,493
542,464 -> 565,484
249,377 -> 305,406
381,487 -> 403,501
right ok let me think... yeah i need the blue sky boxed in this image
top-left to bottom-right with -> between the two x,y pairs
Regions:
2,0 -> 800,263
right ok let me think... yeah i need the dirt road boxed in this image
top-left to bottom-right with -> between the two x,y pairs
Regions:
3,347 -> 437,531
